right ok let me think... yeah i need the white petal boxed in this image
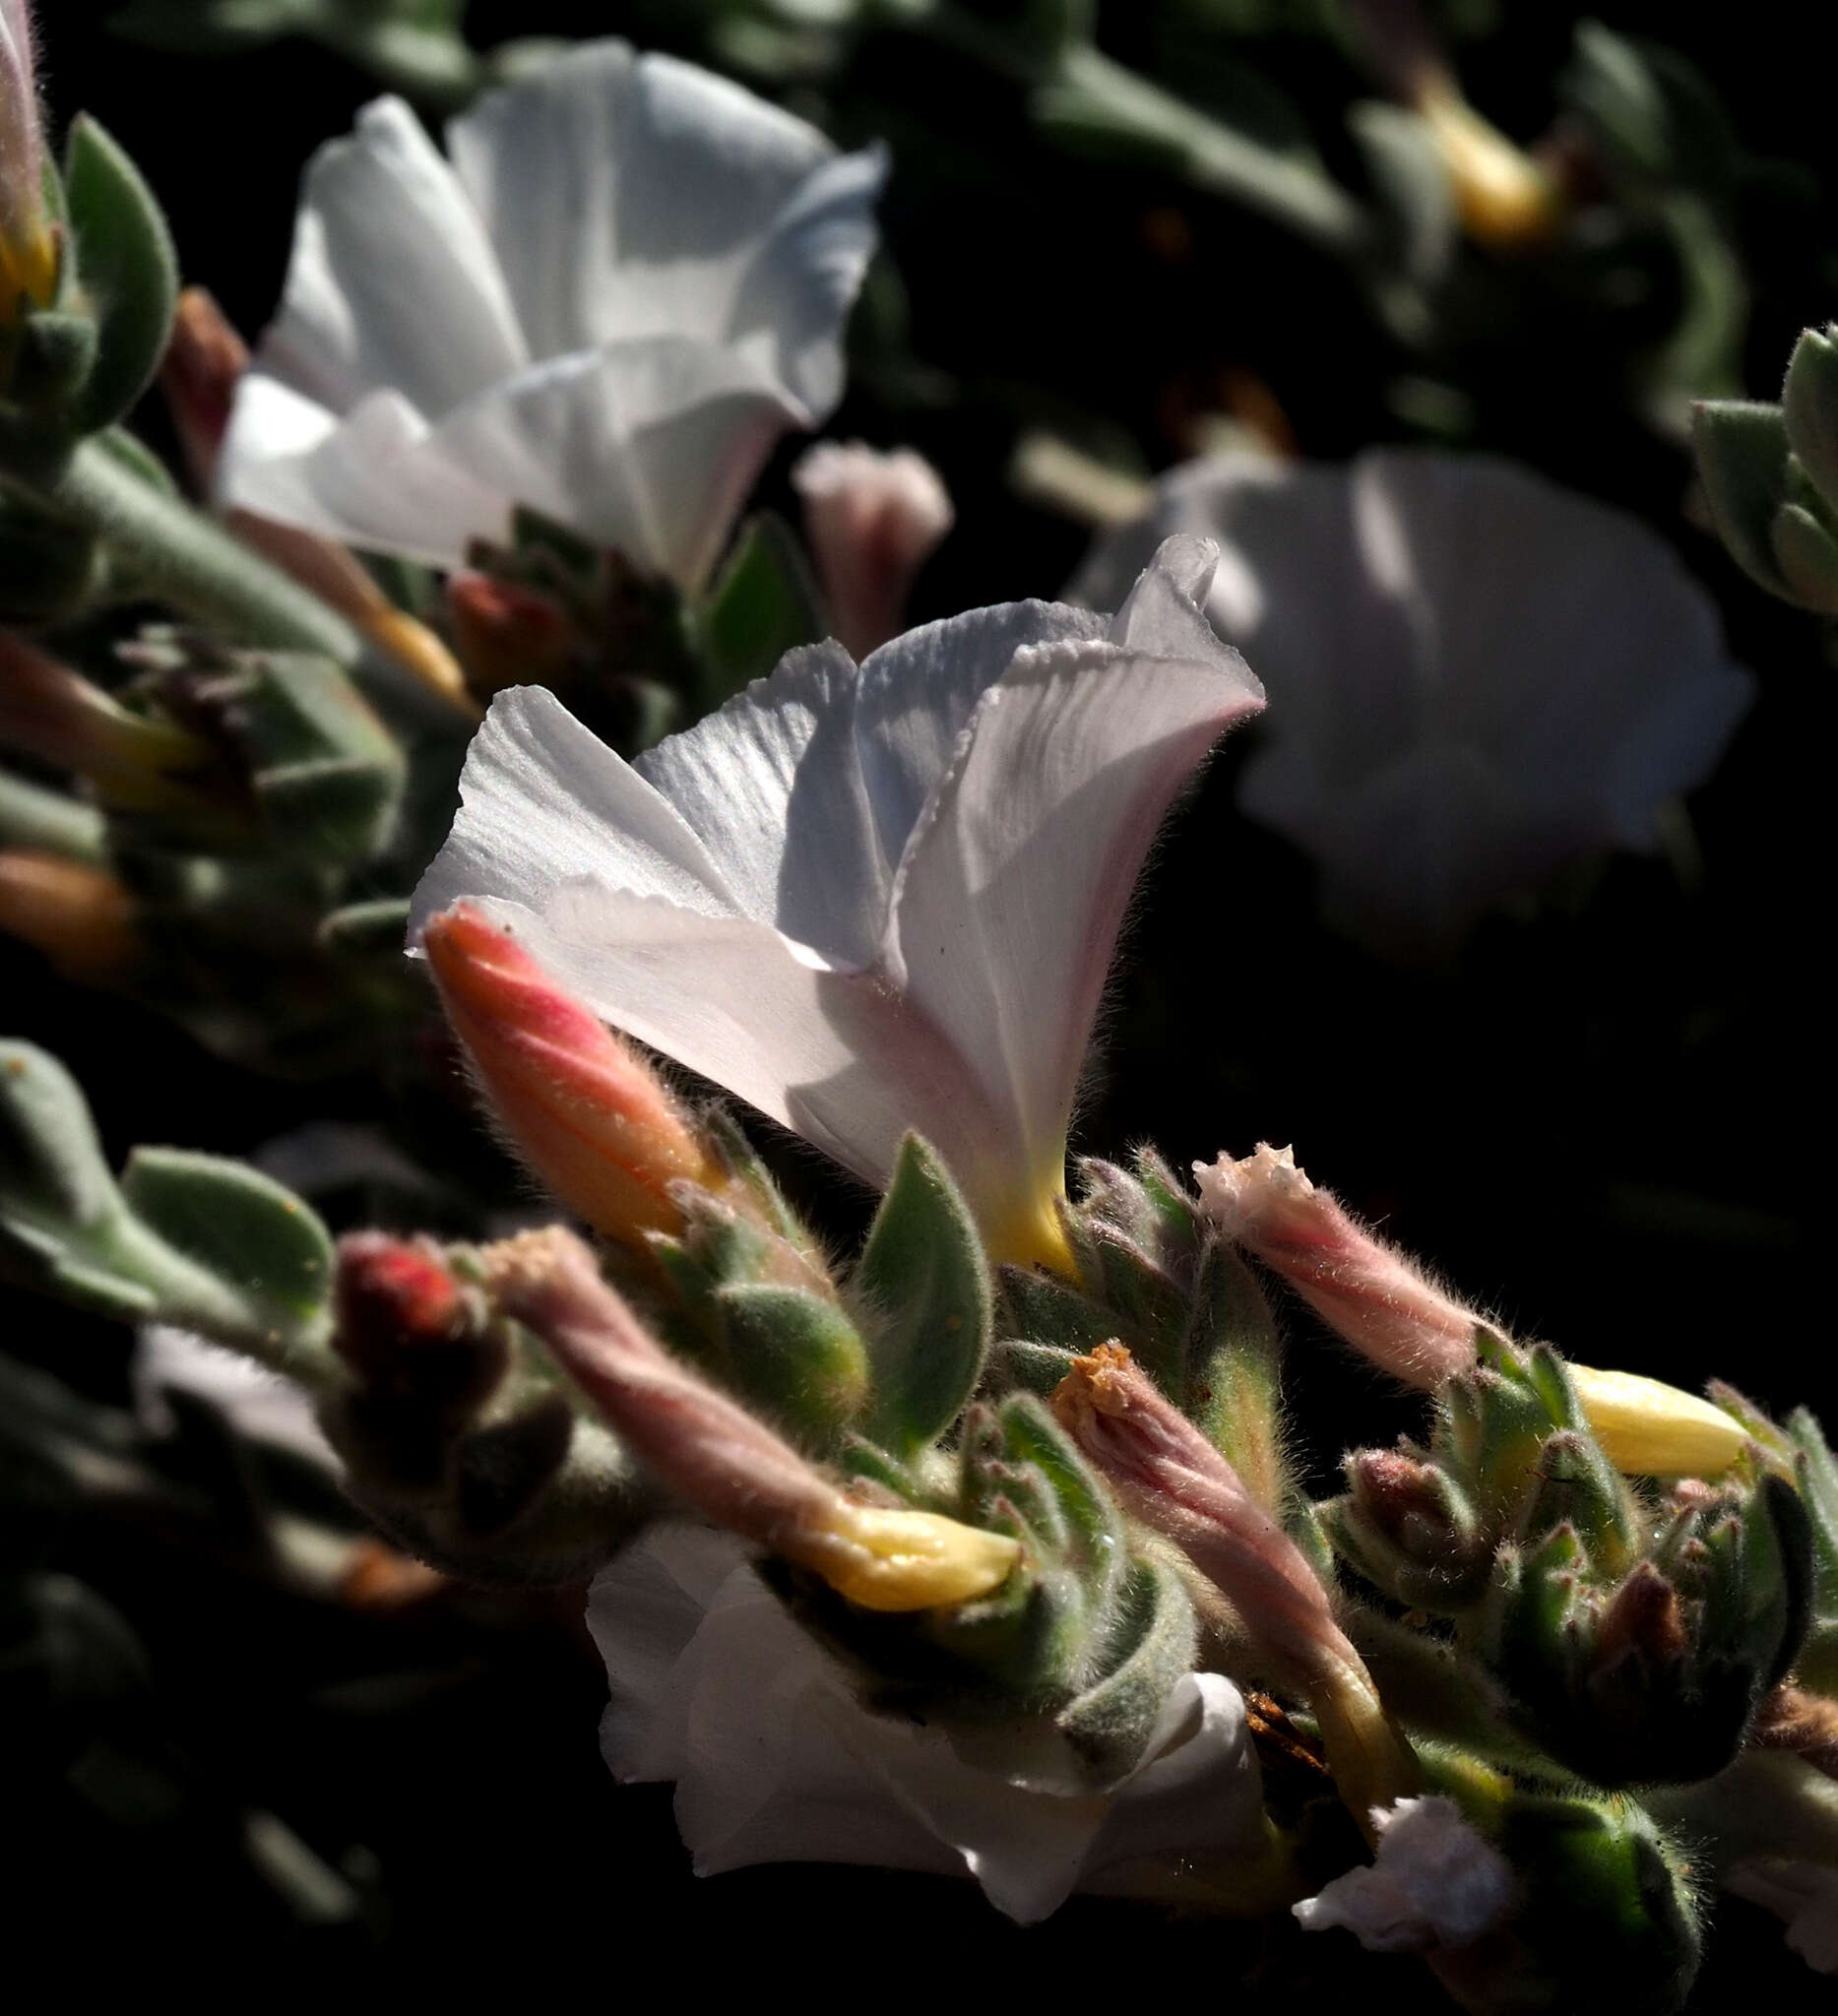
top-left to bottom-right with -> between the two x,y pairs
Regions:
586,1525 -> 750,1780
1294,1795 -> 1518,1952
854,598 -> 1107,868
448,40 -> 837,364
636,642 -> 890,962
220,381 -> 514,567
1084,1672 -> 1264,1877
431,338 -> 800,588
132,1325 -> 337,1471
886,541 -> 1263,1205
726,144 -> 890,419
253,94 -> 526,420
410,685 -> 741,938
1726,1859 -> 1838,1974
458,882 -> 1016,1206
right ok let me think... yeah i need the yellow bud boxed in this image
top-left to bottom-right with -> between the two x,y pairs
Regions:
1571,1363 -> 1748,1478
785,1500 -> 1020,1612
1418,83 -> 1560,250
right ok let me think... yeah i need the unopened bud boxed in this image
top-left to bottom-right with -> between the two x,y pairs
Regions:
332,1230 -> 505,1416
1053,1341 -> 1418,1834
1593,1560 -> 1689,1673
0,0 -> 56,320
1349,1447 -> 1478,1568
1566,1363 -> 1747,1479
1415,83 -> 1559,250
1196,1144 -> 1479,1388
0,630 -> 214,810
484,1226 -> 1017,1611
792,441 -> 954,660
0,850 -> 138,981
445,570 -> 579,695
160,287 -> 246,493
423,904 -> 725,1251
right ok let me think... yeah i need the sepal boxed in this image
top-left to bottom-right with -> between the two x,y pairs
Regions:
61,115 -> 178,434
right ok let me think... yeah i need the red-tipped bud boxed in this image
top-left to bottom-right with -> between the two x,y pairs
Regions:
1594,1560 -> 1689,1673
422,903 -> 723,1249
792,441 -> 954,660
445,571 -> 580,696
332,1229 -> 507,1418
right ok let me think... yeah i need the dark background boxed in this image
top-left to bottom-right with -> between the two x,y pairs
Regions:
5,2 -> 1833,1998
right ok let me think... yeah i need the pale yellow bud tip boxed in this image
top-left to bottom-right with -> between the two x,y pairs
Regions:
360,605 -> 480,720
1570,1363 -> 1748,1479
787,1501 -> 1021,1612
1418,85 -> 1560,250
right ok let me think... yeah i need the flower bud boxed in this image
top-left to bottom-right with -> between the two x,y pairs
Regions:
0,629 -> 214,811
444,570 -> 580,696
422,903 -> 724,1251
1565,1363 -> 1748,1479
1196,1144 -> 1479,1388
0,850 -> 138,981
483,1226 -> 1017,1611
792,441 -> 954,660
0,1 -> 56,321
1052,1341 -> 1418,1834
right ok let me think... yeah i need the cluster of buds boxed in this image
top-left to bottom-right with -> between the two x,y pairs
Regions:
1326,1332 -> 1812,1784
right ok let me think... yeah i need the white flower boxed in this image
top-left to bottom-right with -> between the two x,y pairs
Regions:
587,1524 -> 1264,1924
409,534 -> 1263,1269
1726,1858 -> 1838,1974
1293,1794 -> 1519,1952
219,40 -> 885,590
133,1324 -> 337,1471
1073,450 -> 1754,951
792,440 -> 955,659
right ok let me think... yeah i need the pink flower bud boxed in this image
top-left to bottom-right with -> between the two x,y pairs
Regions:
483,1227 -> 1017,1612
792,440 -> 954,659
422,903 -> 723,1251
332,1229 -> 507,1416
0,1 -> 55,317
160,288 -> 248,494
1195,1144 -> 1480,1390
1052,1343 -> 1417,1834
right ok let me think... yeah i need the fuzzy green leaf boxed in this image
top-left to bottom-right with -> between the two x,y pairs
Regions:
1691,400 -> 1795,599
856,1134 -> 991,1457
715,1282 -> 868,1445
63,116 -> 179,432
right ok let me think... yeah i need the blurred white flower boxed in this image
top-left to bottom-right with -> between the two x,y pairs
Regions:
1073,450 -> 1754,952
410,535 -> 1263,1270
792,440 -> 954,658
219,40 -> 885,590
587,1524 -> 1264,1924
1726,1858 -> 1838,1974
1293,1794 -> 1518,1952
133,1324 -> 336,1471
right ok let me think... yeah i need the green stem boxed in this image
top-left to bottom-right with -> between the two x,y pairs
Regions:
44,433 -> 363,667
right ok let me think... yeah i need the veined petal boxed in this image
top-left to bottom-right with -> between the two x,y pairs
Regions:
886,541 -> 1264,1228
433,338 -> 800,587
635,642 -> 890,961
454,885 -> 1018,1215
727,145 -> 890,419
448,39 -> 836,363
254,95 -> 527,420
220,380 -> 512,566
410,686 -> 741,936
855,599 -> 1107,869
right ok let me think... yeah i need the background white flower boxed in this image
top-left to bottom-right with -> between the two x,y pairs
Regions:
410,535 -> 1264,1267
587,1524 -> 1264,1924
219,39 -> 885,589
1073,450 -> 1755,951
1725,1858 -> 1838,1974
792,439 -> 955,659
132,1324 -> 336,1471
